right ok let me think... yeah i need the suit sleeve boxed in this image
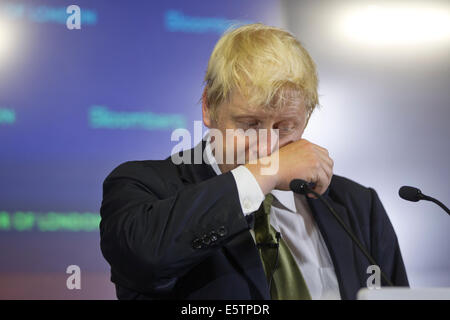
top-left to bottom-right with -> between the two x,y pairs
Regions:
369,187 -> 409,287
99,161 -> 250,294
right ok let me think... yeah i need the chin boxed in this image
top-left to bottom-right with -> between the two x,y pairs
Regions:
220,164 -> 238,173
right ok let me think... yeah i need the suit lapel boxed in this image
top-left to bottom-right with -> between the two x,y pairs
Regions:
221,230 -> 271,299
306,193 -> 362,300
176,142 -> 271,300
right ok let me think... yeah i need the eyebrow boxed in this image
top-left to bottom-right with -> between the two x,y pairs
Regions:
232,114 -> 301,125
233,114 -> 263,119
231,104 -> 304,121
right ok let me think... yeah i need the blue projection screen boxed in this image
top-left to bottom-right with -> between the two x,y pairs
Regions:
0,0 -> 282,299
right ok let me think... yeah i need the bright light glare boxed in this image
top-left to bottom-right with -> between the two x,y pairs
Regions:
0,20 -> 17,65
339,5 -> 450,46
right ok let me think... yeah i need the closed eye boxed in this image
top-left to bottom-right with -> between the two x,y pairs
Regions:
275,121 -> 297,133
237,120 -> 261,129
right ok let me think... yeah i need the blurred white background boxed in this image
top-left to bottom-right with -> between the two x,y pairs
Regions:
281,0 -> 450,286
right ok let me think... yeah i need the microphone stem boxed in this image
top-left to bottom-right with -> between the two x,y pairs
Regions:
423,196 -> 450,216
307,188 -> 394,287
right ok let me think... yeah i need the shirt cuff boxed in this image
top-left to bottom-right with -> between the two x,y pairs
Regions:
231,165 -> 265,215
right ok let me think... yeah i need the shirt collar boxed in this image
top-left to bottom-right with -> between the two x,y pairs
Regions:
204,131 -> 297,213
270,189 -> 297,212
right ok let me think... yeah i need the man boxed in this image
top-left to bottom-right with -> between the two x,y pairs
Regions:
100,23 -> 408,300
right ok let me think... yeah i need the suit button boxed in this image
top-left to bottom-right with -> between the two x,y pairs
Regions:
192,238 -> 202,249
209,231 -> 218,242
217,226 -> 227,237
201,234 -> 211,246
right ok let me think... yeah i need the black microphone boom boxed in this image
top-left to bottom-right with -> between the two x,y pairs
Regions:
399,186 -> 450,216
290,179 -> 394,287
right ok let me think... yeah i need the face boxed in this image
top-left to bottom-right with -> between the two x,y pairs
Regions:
202,88 -> 308,173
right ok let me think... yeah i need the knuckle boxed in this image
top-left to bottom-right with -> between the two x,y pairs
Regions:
300,138 -> 310,144
309,159 -> 318,169
314,159 -> 321,169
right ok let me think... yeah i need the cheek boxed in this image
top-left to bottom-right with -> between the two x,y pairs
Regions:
230,132 -> 250,154
222,131 -> 255,164
292,128 -> 304,140
282,131 -> 303,147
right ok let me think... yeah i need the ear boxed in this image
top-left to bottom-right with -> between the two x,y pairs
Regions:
202,87 -> 213,128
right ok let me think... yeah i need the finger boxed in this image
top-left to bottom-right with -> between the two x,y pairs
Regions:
314,166 -> 330,196
319,168 -> 329,195
310,146 -> 332,170
305,165 -> 321,198
309,142 -> 330,156
310,148 -> 333,180
316,151 -> 334,173
319,156 -> 333,181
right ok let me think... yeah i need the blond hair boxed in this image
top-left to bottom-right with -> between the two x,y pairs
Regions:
203,23 -> 319,123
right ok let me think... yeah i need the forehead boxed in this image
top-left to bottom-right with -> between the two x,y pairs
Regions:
226,89 -> 306,119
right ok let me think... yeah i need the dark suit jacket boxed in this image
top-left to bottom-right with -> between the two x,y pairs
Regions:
99,141 -> 409,300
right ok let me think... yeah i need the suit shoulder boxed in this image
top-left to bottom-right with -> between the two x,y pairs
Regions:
330,174 -> 371,193
327,174 -> 386,232
104,159 -> 176,183
329,174 -> 374,205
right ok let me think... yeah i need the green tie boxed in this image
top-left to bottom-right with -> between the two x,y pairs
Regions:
253,193 -> 312,300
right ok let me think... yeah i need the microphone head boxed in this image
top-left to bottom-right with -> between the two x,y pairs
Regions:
399,186 -> 423,202
289,179 -> 310,195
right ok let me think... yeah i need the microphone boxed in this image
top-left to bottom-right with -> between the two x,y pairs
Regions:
290,179 -> 394,287
289,179 -> 316,195
399,186 -> 450,216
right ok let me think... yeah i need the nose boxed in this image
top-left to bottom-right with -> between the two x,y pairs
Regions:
257,126 -> 279,157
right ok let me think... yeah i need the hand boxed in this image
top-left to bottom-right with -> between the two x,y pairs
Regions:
245,139 -> 334,198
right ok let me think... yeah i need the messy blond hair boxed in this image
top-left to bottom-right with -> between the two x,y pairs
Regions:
203,23 -> 319,123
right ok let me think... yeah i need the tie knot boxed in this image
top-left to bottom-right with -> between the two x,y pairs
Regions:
262,193 -> 274,215
250,194 -> 274,234
253,194 -> 274,237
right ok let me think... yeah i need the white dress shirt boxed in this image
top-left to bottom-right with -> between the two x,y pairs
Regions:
203,135 -> 341,300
